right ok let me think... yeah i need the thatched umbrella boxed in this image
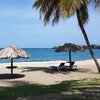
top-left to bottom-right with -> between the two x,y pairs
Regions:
55,43 -> 84,69
0,46 -> 29,74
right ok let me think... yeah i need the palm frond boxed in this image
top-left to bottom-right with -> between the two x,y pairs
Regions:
60,0 -> 88,17
77,3 -> 89,25
33,0 -> 89,25
89,0 -> 100,7
33,0 -> 61,24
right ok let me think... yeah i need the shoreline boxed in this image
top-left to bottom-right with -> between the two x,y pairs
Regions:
0,59 -> 100,87
0,58 -> 100,64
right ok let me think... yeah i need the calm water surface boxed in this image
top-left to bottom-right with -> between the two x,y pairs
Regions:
0,48 -> 100,63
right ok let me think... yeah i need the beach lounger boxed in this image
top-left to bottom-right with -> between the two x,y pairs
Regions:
49,63 -> 65,71
67,61 -> 75,65
72,64 -> 77,69
66,61 -> 77,70
70,62 -> 77,69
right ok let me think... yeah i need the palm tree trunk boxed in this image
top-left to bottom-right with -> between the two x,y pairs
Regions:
76,10 -> 100,73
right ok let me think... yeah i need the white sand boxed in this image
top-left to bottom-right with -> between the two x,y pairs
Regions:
0,59 -> 100,87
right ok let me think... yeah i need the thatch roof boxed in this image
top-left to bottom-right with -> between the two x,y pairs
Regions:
55,43 -> 84,52
0,46 -> 29,59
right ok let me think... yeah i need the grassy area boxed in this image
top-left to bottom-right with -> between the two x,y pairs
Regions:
0,78 -> 100,100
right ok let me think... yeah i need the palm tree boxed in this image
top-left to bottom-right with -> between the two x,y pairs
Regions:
33,0 -> 100,73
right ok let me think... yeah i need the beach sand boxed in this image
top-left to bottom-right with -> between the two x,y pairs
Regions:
0,59 -> 100,87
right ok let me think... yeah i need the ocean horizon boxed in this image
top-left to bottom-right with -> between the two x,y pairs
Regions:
0,48 -> 100,63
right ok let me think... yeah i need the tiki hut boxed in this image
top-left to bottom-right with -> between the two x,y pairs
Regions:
0,46 -> 29,74
55,43 -> 84,69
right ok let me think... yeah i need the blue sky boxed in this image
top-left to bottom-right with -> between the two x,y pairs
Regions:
0,0 -> 100,48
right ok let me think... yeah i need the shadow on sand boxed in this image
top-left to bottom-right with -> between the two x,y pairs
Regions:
20,66 -> 74,74
0,74 -> 25,79
20,66 -> 92,74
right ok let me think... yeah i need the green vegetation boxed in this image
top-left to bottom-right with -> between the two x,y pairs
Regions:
53,44 -> 100,50
83,44 -> 100,49
0,78 -> 100,100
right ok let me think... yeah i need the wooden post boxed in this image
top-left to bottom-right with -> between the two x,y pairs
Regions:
69,51 -> 71,69
11,58 -> 13,75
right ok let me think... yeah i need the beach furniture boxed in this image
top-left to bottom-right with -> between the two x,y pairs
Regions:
50,62 -> 77,71
55,43 -> 84,70
0,46 -> 29,75
66,61 -> 77,70
49,63 -> 65,71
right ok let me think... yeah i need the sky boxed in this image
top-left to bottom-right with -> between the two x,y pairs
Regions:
0,0 -> 100,48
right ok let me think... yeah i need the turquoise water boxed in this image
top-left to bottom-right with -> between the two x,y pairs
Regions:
0,48 -> 100,63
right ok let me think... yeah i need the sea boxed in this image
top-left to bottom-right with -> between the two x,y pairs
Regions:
0,48 -> 100,63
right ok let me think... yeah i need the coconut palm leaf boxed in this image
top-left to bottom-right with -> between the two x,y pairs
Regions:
33,0 -> 88,24
90,0 -> 100,7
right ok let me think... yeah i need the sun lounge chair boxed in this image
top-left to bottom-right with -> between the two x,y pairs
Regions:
67,61 -> 75,65
50,62 -> 77,71
67,61 -> 77,69
49,63 -> 65,71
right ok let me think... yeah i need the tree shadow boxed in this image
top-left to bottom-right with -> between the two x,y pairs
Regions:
20,66 -> 77,74
21,67 -> 48,72
32,88 -> 100,100
6,80 -> 100,100
20,65 -> 94,75
0,73 -> 25,79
